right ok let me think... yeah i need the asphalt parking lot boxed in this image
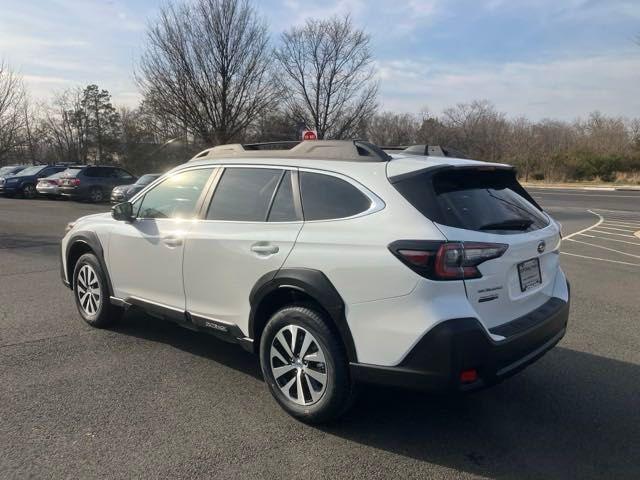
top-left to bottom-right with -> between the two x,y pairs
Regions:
1,191 -> 639,479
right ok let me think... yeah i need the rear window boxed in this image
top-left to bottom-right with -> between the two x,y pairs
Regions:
393,168 -> 549,234
62,168 -> 83,178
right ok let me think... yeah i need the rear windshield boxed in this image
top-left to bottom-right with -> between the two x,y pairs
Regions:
136,174 -> 159,185
392,168 -> 549,234
61,168 -> 83,178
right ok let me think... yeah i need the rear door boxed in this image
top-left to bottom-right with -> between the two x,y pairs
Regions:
394,166 -> 561,329
183,166 -> 303,334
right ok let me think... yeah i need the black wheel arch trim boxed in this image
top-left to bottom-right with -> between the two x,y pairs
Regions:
64,231 -> 114,296
248,268 -> 358,362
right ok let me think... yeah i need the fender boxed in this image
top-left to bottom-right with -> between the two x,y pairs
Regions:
249,268 -> 358,362
64,231 -> 114,296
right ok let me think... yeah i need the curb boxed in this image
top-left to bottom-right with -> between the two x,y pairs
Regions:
523,184 -> 640,192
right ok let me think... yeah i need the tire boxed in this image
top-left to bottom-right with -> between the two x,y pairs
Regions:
72,253 -> 120,328
22,184 -> 36,199
259,306 -> 355,424
89,187 -> 104,203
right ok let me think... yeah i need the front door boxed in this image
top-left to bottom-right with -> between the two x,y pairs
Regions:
108,167 -> 215,311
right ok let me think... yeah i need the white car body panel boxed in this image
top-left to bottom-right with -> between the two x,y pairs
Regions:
183,220 -> 303,333
107,218 -> 194,310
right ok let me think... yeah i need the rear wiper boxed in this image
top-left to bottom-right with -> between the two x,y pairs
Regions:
479,218 -> 534,231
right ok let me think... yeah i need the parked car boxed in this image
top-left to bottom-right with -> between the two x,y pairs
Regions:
0,165 -> 28,177
61,140 -> 570,423
0,165 -> 28,196
1,165 -> 69,198
111,173 -> 162,204
36,171 -> 68,199
58,166 -> 136,202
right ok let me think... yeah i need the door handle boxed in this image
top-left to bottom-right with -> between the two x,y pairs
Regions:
163,236 -> 183,248
250,244 -> 279,255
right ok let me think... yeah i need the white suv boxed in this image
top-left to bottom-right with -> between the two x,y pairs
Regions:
61,140 -> 570,423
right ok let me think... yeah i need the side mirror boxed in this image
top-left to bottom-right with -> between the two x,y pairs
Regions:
112,202 -> 134,222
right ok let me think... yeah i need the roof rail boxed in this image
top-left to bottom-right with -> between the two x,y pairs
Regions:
189,140 -> 391,162
401,145 -> 468,159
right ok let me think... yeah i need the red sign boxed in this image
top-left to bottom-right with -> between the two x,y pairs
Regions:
302,129 -> 317,141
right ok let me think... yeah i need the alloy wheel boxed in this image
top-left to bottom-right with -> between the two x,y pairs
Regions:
91,189 -> 103,202
23,185 -> 36,199
76,264 -> 101,316
270,325 -> 328,406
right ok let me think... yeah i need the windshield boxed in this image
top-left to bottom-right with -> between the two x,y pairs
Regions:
14,166 -> 43,177
136,174 -> 159,186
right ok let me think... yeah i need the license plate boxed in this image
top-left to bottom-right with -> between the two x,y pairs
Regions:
518,258 -> 541,292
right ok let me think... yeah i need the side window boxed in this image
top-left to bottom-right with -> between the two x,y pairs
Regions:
207,168 -> 282,221
299,172 -> 372,221
137,168 -> 213,219
267,171 -> 299,222
84,167 -> 105,178
114,168 -> 133,179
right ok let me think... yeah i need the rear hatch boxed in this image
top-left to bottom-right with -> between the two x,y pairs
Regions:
59,168 -> 83,187
391,164 -> 561,330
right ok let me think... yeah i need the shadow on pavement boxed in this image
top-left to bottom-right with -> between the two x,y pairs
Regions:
111,309 -> 263,381
110,311 -> 639,479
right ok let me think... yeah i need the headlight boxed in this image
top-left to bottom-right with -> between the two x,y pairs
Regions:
6,178 -> 18,184
65,222 -> 76,234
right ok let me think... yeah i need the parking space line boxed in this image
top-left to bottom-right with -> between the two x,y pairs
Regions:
596,225 -> 638,233
534,192 -> 640,198
578,233 -> 640,246
590,230 -> 637,238
601,221 -> 640,228
591,208 -> 640,214
563,210 -> 603,240
561,252 -> 640,267
565,239 -> 640,259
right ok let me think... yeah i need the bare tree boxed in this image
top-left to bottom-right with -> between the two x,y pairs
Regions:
367,112 -> 419,146
137,0 -> 279,145
274,15 -> 378,139
435,100 -> 509,161
43,88 -> 90,164
0,60 -> 26,162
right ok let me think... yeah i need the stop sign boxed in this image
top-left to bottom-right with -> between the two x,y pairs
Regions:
302,129 -> 317,141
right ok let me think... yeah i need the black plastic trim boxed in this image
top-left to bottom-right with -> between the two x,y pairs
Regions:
248,268 -> 358,362
350,295 -> 569,392
64,232 -> 113,295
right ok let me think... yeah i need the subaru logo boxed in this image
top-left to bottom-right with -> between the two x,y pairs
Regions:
537,241 -> 546,254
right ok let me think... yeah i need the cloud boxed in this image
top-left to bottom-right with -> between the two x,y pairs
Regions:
377,52 -> 640,120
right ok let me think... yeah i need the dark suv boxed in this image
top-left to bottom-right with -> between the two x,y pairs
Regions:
0,165 -> 69,198
59,166 -> 136,202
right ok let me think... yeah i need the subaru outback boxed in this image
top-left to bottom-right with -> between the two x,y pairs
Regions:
60,140 -> 570,423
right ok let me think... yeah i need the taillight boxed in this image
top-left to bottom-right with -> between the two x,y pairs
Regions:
389,241 -> 508,280
71,178 -> 80,186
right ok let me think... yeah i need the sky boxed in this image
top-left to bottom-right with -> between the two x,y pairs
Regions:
0,0 -> 639,120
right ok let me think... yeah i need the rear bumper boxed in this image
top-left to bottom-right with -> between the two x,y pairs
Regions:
59,186 -> 83,199
350,294 -> 569,392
